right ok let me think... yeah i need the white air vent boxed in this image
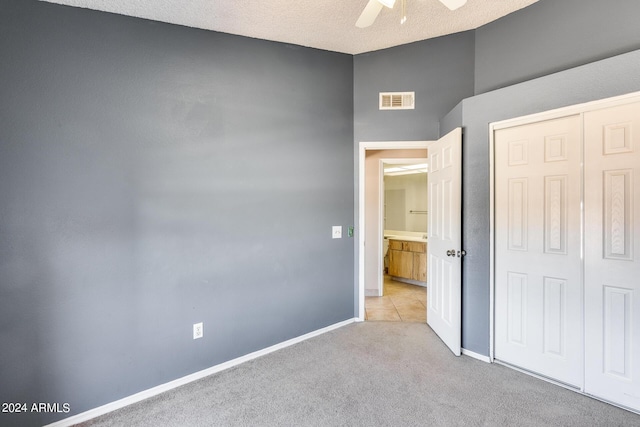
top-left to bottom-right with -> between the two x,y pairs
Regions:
379,92 -> 415,110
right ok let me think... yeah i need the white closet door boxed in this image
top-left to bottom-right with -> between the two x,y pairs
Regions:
495,116 -> 583,387
584,102 -> 640,411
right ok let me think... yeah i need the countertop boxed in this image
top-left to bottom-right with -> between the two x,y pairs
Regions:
385,235 -> 427,243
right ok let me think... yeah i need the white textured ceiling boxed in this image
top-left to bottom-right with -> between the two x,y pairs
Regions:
41,0 -> 539,54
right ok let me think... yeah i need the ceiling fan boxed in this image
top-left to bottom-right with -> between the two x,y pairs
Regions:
356,0 -> 467,28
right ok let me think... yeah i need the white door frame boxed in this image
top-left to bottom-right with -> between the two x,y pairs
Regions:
489,90 -> 640,362
357,140 -> 431,321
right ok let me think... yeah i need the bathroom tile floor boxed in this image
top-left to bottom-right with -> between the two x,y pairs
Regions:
365,276 -> 427,323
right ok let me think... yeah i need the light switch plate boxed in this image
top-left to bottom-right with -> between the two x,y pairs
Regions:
332,226 -> 342,239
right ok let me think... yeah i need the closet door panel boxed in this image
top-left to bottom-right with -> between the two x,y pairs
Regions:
495,115 -> 583,387
584,102 -> 640,412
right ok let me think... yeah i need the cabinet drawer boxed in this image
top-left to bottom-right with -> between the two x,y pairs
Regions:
407,242 -> 426,253
389,240 -> 404,251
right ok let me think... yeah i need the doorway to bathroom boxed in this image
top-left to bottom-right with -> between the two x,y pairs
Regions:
382,160 -> 429,286
365,158 -> 429,322
358,128 -> 463,356
362,149 -> 428,300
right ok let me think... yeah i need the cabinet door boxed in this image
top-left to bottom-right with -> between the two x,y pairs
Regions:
389,249 -> 413,279
407,242 -> 426,253
388,249 -> 399,277
413,252 -> 427,281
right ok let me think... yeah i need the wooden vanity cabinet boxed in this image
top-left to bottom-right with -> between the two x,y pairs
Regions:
388,239 -> 427,283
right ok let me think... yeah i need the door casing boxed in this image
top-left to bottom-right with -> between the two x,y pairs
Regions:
357,141 -> 430,321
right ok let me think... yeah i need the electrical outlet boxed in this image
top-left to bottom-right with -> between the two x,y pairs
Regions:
193,322 -> 203,339
332,226 -> 342,239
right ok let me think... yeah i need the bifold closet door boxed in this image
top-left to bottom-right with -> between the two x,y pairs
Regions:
494,115 -> 583,387
584,102 -> 640,411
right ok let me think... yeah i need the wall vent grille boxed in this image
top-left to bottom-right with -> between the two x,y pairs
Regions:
379,92 -> 415,110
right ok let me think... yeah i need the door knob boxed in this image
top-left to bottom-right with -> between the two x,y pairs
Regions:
457,250 -> 466,258
446,250 -> 455,257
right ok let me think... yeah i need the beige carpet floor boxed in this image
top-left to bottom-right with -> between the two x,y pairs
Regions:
80,322 -> 640,426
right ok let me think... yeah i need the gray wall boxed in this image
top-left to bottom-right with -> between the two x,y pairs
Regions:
451,0 -> 640,355
352,33 -> 475,313
474,0 -> 640,94
0,1 -> 354,426
354,32 -> 475,143
353,0 -> 640,355
4,0 -> 640,424
439,101 -> 463,137
458,50 -> 640,355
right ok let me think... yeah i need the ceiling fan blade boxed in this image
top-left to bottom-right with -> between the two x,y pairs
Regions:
356,0 -> 384,28
439,0 -> 467,11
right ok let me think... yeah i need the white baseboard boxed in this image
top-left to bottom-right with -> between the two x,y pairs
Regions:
461,348 -> 491,363
45,318 -> 357,427
494,359 -> 640,415
388,276 -> 427,288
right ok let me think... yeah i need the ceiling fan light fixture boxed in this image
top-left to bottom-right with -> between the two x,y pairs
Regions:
377,0 -> 396,9
439,0 -> 467,11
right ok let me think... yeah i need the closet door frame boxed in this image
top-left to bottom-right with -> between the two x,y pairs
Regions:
489,91 -> 640,371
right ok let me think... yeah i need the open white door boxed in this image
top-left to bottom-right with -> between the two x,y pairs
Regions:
427,128 -> 462,356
